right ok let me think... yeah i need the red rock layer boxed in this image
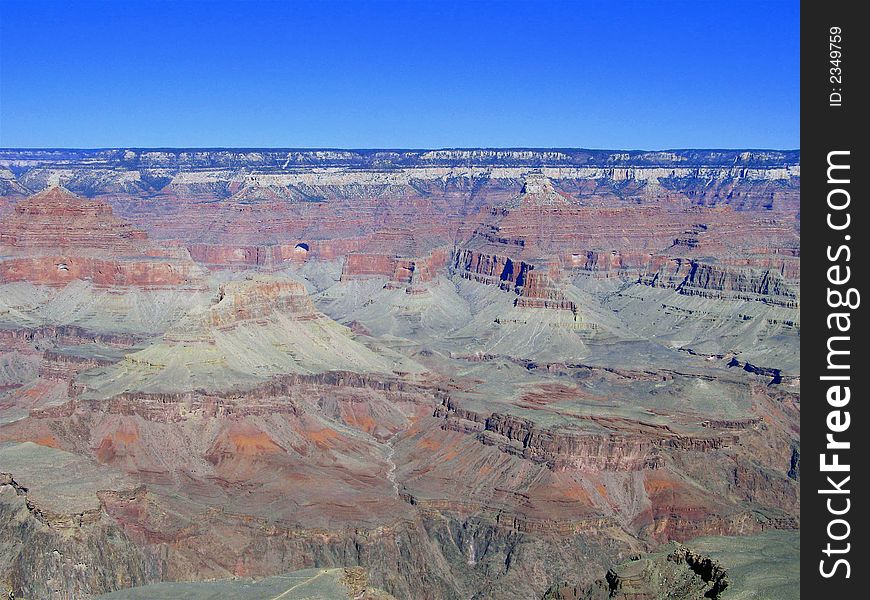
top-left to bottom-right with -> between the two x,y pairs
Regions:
435,398 -> 737,472
0,187 -> 201,288
452,249 -> 578,314
207,276 -> 321,327
452,176 -> 799,311
341,248 -> 449,286
0,187 -> 147,249
113,188 -> 461,270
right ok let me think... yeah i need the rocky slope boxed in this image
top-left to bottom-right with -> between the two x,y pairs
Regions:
544,530 -> 799,600
92,567 -> 397,600
76,274 -> 422,396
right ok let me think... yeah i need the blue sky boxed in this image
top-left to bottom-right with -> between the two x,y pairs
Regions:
0,0 -> 799,149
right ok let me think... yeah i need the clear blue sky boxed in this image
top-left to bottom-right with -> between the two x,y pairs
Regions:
0,0 -> 799,149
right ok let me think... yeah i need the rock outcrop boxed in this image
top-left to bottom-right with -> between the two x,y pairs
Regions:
76,274 -> 423,396
641,260 -> 798,308
0,186 -> 202,289
341,248 -> 449,291
543,544 -> 730,600
543,530 -> 799,600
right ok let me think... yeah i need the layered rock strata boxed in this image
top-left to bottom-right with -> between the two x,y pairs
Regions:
0,187 -> 202,289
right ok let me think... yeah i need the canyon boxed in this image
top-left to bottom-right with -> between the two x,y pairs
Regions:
0,149 -> 799,599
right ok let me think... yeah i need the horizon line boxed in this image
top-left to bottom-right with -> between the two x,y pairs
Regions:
0,146 -> 801,153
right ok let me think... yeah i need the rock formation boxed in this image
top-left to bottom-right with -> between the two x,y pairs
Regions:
0,186 -> 203,288
0,150 -> 800,600
543,530 -> 798,600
